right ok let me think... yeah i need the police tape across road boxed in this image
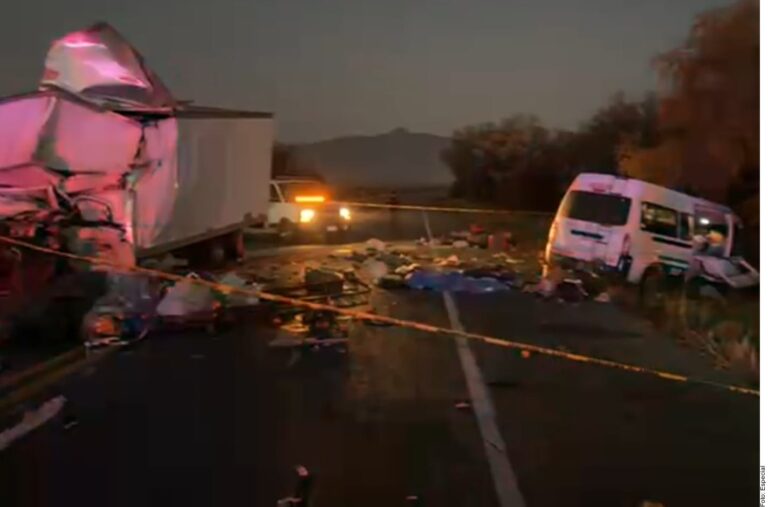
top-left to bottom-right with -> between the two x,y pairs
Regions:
0,235 -> 758,398
339,201 -> 554,216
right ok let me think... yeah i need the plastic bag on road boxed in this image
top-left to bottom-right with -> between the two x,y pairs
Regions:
156,274 -> 216,317
217,272 -> 261,307
360,259 -> 389,282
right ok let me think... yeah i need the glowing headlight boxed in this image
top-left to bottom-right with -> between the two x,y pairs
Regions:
339,207 -> 351,220
299,209 -> 316,223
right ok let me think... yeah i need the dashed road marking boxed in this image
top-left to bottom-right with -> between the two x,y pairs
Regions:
443,292 -> 526,507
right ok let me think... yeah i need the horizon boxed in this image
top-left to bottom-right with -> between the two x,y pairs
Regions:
0,0 -> 729,143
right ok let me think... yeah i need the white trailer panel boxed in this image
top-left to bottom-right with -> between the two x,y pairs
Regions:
137,111 -> 273,256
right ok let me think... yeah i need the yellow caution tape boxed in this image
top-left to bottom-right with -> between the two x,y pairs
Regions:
340,201 -> 554,216
0,235 -> 758,398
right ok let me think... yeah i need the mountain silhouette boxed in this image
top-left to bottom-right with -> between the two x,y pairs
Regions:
293,128 -> 451,187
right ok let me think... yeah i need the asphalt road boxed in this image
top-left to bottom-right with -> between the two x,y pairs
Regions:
0,292 -> 496,507
0,209 -> 759,506
247,207 -> 551,248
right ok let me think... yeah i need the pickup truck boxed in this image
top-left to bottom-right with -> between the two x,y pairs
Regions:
268,178 -> 352,238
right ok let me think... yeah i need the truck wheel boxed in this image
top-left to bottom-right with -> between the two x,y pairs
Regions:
226,231 -> 245,262
640,266 -> 665,310
208,240 -> 227,267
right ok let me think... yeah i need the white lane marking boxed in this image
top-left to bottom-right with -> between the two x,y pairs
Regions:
421,210 -> 434,242
443,292 -> 526,507
0,395 -> 66,451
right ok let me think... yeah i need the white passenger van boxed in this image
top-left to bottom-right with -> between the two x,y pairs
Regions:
545,173 -> 758,291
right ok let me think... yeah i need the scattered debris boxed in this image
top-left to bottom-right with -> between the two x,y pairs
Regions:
378,252 -> 411,269
360,259 -> 389,282
405,495 -> 422,505
556,278 -> 588,303
394,263 -> 420,276
277,465 -> 313,506
305,308 -> 346,340
333,293 -> 370,308
405,271 -> 510,293
62,414 -> 79,431
0,396 -> 67,451
452,240 -> 470,248
304,268 -> 345,294
84,336 -> 123,350
492,252 -> 524,265
81,272 -> 156,348
268,332 -> 348,349
461,266 -> 518,284
365,238 -> 387,252
378,274 -> 408,289
435,255 -> 460,267
594,291 -> 611,303
524,277 -> 556,298
487,231 -> 514,251
217,272 -> 261,307
156,273 -> 216,317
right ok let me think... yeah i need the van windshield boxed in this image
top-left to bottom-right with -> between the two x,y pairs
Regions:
560,190 -> 630,226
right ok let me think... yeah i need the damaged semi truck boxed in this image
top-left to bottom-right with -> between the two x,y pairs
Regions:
0,23 -> 273,346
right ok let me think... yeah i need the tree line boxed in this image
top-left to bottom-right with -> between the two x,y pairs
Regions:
443,0 -> 758,223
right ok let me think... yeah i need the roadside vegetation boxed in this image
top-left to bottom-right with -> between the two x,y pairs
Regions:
442,0 -> 758,263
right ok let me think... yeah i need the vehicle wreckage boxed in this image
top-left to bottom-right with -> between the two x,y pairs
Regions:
0,23 -> 273,346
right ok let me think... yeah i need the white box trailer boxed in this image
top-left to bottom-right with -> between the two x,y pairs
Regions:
0,23 -> 275,267
134,107 -> 273,262
0,90 -> 273,266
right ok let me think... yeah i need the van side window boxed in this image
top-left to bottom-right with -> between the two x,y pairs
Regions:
269,184 -> 281,203
641,202 -> 678,237
679,213 -> 693,240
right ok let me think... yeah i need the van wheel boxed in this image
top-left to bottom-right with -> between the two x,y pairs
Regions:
640,266 -> 666,309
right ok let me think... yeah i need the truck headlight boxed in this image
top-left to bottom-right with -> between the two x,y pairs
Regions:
299,209 -> 316,223
339,207 -> 351,220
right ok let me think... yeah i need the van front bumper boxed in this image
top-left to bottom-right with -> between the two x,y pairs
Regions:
548,251 -> 630,276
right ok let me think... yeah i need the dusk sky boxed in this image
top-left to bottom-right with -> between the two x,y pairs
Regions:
1,0 -> 727,142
